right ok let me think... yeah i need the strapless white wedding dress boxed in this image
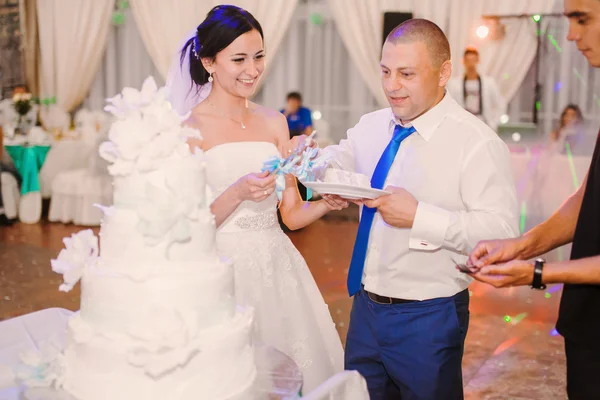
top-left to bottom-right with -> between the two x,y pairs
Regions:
204,141 -> 344,392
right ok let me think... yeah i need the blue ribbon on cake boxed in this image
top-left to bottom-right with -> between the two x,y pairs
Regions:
261,147 -> 331,201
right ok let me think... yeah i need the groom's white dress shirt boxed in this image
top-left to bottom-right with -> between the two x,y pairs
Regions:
325,92 -> 519,300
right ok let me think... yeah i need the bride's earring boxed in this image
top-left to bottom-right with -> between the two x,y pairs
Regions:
208,72 -> 213,83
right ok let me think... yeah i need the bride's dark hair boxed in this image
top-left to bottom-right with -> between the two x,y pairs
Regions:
181,5 -> 264,88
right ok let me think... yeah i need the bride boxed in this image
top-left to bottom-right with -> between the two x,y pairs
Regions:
167,5 -> 345,392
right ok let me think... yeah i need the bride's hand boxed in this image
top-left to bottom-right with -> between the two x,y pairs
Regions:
282,134 -> 318,157
321,194 -> 349,211
234,171 -> 276,203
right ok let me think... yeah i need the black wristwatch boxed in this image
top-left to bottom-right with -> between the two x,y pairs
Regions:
532,258 -> 547,290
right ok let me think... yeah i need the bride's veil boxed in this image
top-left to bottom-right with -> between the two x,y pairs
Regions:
166,28 -> 212,116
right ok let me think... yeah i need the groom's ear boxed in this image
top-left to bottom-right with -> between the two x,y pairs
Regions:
439,60 -> 452,88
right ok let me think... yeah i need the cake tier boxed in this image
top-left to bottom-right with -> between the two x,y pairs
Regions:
102,149 -> 214,264
62,308 -> 256,400
111,149 -> 207,210
99,207 -> 216,264
80,258 -> 235,335
324,169 -> 371,188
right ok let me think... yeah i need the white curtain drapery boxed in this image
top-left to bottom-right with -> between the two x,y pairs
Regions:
325,0 -> 455,109
84,8 -> 162,111
129,0 -> 298,82
448,0 -> 556,103
255,2 -> 378,142
326,0 -> 389,107
327,0 -> 555,107
36,0 -> 114,112
80,0 -> 598,148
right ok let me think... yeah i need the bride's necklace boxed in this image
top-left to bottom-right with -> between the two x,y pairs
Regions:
206,99 -> 248,129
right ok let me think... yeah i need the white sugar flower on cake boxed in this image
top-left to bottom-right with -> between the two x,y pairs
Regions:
117,153 -> 208,248
100,76 -> 201,176
125,309 -> 200,377
51,229 -> 99,292
14,341 -> 66,388
104,76 -> 166,119
97,76 -> 207,249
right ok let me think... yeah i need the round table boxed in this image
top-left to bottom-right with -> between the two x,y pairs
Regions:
4,144 -> 51,224
0,309 -> 303,400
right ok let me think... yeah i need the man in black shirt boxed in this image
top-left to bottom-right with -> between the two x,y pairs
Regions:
465,0 -> 600,398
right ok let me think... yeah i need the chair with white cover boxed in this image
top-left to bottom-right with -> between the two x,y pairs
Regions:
40,109 -> 110,198
74,108 -> 94,129
39,105 -> 71,133
75,109 -> 111,132
78,124 -> 102,148
300,371 -> 370,400
0,171 -> 20,220
0,98 -> 18,129
38,137 -> 93,198
48,135 -> 112,225
91,110 -> 111,134
1,149 -> 20,222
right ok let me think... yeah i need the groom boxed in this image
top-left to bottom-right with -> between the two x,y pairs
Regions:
321,19 -> 519,399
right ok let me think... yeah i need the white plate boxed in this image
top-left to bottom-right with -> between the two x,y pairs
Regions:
301,181 -> 390,200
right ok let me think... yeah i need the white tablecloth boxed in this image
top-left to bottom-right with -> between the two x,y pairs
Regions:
510,151 -> 592,261
511,151 -> 591,222
0,309 -> 72,400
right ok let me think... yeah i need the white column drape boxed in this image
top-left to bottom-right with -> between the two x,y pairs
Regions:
410,0 -> 451,33
129,0 -> 298,82
36,0 -> 114,112
327,0 -> 555,107
326,0 -> 388,107
129,0 -> 214,80
84,8 -> 162,111
325,0 -> 451,108
255,2 -> 378,143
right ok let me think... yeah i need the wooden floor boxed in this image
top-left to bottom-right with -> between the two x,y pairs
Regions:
0,214 -> 567,399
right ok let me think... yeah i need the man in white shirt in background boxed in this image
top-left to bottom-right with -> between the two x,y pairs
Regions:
321,19 -> 519,399
448,47 -> 506,132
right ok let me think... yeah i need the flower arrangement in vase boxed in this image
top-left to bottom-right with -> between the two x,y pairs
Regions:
12,92 -> 39,135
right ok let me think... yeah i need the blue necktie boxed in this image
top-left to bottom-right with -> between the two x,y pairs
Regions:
347,124 -> 416,296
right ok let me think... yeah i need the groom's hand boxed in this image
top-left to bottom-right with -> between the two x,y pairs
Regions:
363,186 -> 418,228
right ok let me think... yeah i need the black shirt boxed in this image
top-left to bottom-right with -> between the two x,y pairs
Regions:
556,129 -> 600,342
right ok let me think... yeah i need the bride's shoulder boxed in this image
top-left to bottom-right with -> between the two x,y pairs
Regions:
250,102 -> 286,127
250,103 -> 288,149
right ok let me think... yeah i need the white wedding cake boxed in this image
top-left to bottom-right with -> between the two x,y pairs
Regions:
323,169 -> 371,188
33,78 -> 257,399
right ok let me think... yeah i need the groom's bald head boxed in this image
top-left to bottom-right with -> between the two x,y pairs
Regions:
380,18 -> 452,123
386,19 -> 451,68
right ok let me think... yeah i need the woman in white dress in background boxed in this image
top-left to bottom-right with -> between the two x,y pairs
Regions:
548,104 -> 584,154
167,5 -> 344,392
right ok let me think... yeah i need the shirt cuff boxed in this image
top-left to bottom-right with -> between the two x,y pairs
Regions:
409,202 -> 453,251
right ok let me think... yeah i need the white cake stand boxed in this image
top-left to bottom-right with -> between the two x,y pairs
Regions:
17,345 -> 302,400
0,309 -> 303,400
